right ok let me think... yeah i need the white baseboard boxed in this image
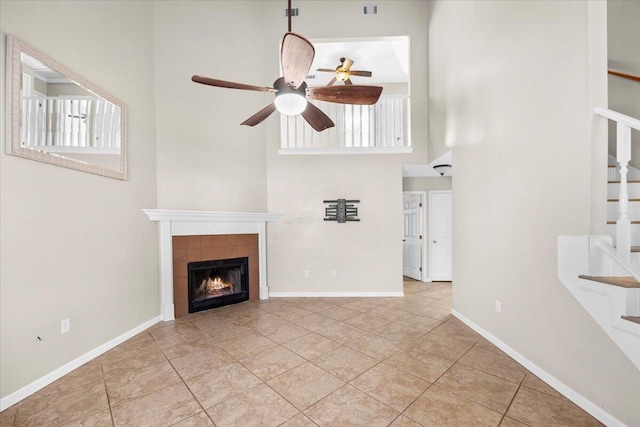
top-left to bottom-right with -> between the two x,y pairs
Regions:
268,291 -> 404,298
450,309 -> 626,427
0,315 -> 162,411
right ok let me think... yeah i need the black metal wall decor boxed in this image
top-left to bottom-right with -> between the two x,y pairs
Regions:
324,199 -> 360,223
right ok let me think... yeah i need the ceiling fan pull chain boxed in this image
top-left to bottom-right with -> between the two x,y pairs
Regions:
288,0 -> 292,32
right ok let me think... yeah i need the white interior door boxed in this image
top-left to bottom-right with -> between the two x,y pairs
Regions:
403,193 -> 423,280
430,191 -> 452,281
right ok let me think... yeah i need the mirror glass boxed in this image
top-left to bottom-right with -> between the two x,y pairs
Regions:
6,35 -> 127,179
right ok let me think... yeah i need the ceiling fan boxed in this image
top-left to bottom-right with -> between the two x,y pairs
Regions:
316,57 -> 373,86
191,2 -> 383,132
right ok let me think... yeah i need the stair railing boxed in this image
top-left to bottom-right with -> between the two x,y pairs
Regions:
596,107 -> 640,261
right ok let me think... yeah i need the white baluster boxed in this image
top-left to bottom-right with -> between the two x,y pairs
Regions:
617,122 -> 632,262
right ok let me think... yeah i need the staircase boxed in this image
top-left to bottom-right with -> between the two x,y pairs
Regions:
558,108 -> 640,371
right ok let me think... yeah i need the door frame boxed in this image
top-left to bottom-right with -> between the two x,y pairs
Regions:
402,191 -> 428,282
429,190 -> 452,281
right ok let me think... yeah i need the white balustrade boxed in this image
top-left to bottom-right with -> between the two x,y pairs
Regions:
20,96 -> 121,154
596,107 -> 640,261
281,95 -> 410,151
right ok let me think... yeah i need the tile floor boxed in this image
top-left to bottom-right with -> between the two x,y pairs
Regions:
0,279 -> 603,427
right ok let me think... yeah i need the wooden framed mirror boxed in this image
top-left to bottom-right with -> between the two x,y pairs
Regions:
5,34 -> 127,180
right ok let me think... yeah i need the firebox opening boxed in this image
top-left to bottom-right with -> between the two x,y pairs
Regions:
188,257 -> 249,313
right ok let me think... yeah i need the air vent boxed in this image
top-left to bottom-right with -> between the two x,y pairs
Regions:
285,8 -> 299,17
306,75 -> 316,79
363,5 -> 378,15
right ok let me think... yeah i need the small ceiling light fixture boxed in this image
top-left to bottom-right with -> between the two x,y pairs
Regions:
273,77 -> 308,115
433,164 -> 452,176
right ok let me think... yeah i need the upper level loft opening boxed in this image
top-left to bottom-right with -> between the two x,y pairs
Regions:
279,36 -> 412,155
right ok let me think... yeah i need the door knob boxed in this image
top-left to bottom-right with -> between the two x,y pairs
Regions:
433,240 -> 437,243
403,239 -> 406,242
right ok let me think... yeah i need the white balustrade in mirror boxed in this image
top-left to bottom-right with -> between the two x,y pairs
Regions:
5,35 -> 127,180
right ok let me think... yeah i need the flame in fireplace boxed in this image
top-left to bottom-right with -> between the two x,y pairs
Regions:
195,276 -> 234,298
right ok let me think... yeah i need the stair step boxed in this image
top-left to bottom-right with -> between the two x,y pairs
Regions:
608,180 -> 640,183
578,275 -> 640,288
608,199 -> 640,202
622,316 -> 640,324
614,246 -> 640,252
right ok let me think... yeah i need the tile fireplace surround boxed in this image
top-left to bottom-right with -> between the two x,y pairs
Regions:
143,210 -> 282,321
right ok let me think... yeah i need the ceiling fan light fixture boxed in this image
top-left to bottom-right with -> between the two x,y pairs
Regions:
433,164 -> 452,176
275,92 -> 307,115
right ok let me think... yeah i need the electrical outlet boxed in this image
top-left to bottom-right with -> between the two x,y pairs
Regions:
61,318 -> 70,334
495,300 -> 502,314
304,270 -> 309,278
330,270 -> 337,278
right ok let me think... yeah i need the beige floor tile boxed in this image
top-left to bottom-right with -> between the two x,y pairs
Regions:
156,331 -> 218,360
260,321 -> 310,344
282,332 -> 341,360
385,346 -> 454,383
240,345 -> 305,381
435,364 -> 519,413
170,345 -> 236,380
412,333 -> 474,361
273,305 -> 315,321
192,318 -> 254,341
104,359 -> 181,406
318,306 -> 360,321
278,412 -> 318,427
404,385 -> 502,427
389,415 -> 424,427
149,322 -> 202,341
473,338 -> 503,354
14,381 -> 109,427
520,372 -> 565,400
293,300 -> 336,313
429,322 -> 481,345
218,332 -> 278,359
394,314 -> 443,332
111,382 -> 201,427
369,306 -> 410,321
316,322 -> 367,344
343,313 -> 391,332
41,360 -> 104,397
266,362 -> 344,410
499,417 -> 528,427
404,305 -> 452,321
294,313 -> 338,332
100,341 -> 167,375
185,362 -> 261,409
304,384 -> 399,427
0,404 -> 19,426
458,347 -> 526,384
351,363 -> 430,412
344,332 -> 403,360
206,383 -> 298,427
312,346 -> 378,381
506,386 -> 602,427
245,314 -> 289,334
171,412 -> 214,426
374,321 -> 426,345
342,299 -> 383,313
61,409 -> 113,426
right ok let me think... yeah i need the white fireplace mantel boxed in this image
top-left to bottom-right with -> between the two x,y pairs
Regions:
143,209 -> 282,321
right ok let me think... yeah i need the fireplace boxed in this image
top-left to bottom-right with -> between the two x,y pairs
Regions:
188,257 -> 249,313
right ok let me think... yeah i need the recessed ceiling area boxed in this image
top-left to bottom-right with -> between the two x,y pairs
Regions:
306,36 -> 409,87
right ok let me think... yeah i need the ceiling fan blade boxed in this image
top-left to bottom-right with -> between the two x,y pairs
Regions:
281,32 -> 315,89
192,76 -> 276,92
327,77 -> 337,87
344,79 -> 353,86
241,103 -> 277,127
308,86 -> 383,105
342,58 -> 354,71
348,70 -> 373,77
301,103 -> 335,132
316,68 -> 337,73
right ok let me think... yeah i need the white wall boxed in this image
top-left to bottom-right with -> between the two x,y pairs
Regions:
264,1 -> 429,295
429,1 -> 640,425
403,176 -> 452,279
0,1 -> 158,400
153,1 -> 268,212
607,0 -> 640,167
